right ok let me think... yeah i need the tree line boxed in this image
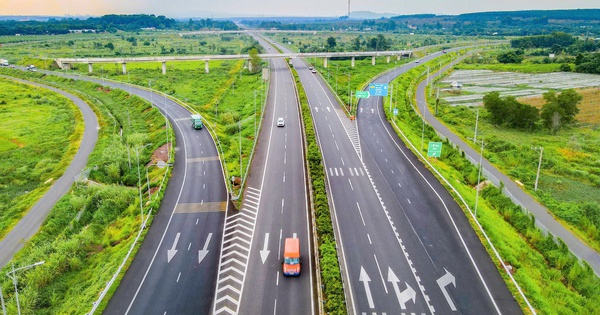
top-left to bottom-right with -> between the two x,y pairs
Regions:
0,14 -> 239,35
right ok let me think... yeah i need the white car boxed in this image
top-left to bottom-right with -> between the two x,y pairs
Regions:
277,117 -> 285,127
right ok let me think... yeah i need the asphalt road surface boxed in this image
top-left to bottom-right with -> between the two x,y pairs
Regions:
212,34 -> 315,315
37,71 -> 229,314
288,46 -> 522,314
0,76 -> 98,269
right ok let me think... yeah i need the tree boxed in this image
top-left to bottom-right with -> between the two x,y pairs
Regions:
352,36 -> 362,51
326,36 -> 337,50
105,42 -> 115,50
497,51 -> 524,64
541,89 -> 582,132
248,48 -> 262,74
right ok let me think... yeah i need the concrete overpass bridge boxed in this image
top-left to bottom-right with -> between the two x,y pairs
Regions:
55,50 -> 413,75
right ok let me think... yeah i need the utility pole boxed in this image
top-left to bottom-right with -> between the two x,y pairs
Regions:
468,138 -> 486,218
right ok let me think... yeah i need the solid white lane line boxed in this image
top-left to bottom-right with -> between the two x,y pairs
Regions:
278,229 -> 283,260
373,254 -> 388,293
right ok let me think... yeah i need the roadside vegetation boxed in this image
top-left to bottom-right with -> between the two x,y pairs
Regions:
380,52 -> 600,314
290,64 -> 346,314
0,67 -> 172,314
434,55 -> 600,253
0,77 -> 83,240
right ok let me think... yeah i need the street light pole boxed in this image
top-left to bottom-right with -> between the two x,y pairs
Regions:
474,139 -> 486,218
534,146 -> 544,191
238,121 -> 242,180
6,261 -> 45,315
1,284 -> 7,315
474,108 -> 480,144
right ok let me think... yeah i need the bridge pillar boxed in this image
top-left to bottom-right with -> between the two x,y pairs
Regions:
121,62 -> 127,75
372,56 -> 376,66
248,58 -> 253,73
204,59 -> 210,73
162,61 -> 167,75
324,57 -> 328,68
88,62 -> 93,74
351,56 -> 355,67
397,54 -> 401,61
387,56 -> 391,63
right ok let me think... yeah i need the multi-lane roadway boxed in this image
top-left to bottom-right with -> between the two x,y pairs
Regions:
212,34 -> 315,315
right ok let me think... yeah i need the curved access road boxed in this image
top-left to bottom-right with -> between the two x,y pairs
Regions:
416,54 -> 600,276
37,69 -> 228,314
0,76 -> 98,268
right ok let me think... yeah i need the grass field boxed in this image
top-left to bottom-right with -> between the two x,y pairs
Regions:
0,77 -> 83,240
432,62 -> 600,252
0,31 -> 256,66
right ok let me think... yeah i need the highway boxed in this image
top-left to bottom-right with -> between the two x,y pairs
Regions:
277,39 -> 523,314
35,71 -> 229,314
355,51 -> 522,314
0,76 -> 98,269
212,34 -> 315,315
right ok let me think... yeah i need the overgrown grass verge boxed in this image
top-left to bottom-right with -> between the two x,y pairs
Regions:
0,68 -> 173,314
383,57 -> 600,314
0,76 -> 83,240
290,67 -> 346,313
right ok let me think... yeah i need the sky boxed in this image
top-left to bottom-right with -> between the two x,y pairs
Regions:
1,0 -> 598,18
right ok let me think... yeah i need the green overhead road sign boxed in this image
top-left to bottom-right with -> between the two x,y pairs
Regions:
356,91 -> 370,98
427,142 -> 442,158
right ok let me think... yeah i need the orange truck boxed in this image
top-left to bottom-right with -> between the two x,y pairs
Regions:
282,238 -> 301,276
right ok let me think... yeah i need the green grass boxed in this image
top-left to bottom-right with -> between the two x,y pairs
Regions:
0,77 -> 83,240
380,54 -> 600,314
66,57 -> 266,196
431,73 -> 600,252
0,68 -> 173,314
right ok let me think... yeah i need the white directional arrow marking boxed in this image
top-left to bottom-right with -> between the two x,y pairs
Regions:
314,107 -> 319,113
359,266 -> 375,309
436,268 -> 457,311
198,233 -> 213,264
371,108 -> 375,113
259,233 -> 270,264
388,267 -> 416,309
167,232 -> 181,263
360,108 -> 364,113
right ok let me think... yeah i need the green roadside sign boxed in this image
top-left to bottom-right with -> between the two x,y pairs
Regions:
355,91 -> 370,99
427,142 -> 442,158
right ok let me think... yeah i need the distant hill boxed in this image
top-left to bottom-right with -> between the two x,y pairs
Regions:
349,11 -> 398,19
